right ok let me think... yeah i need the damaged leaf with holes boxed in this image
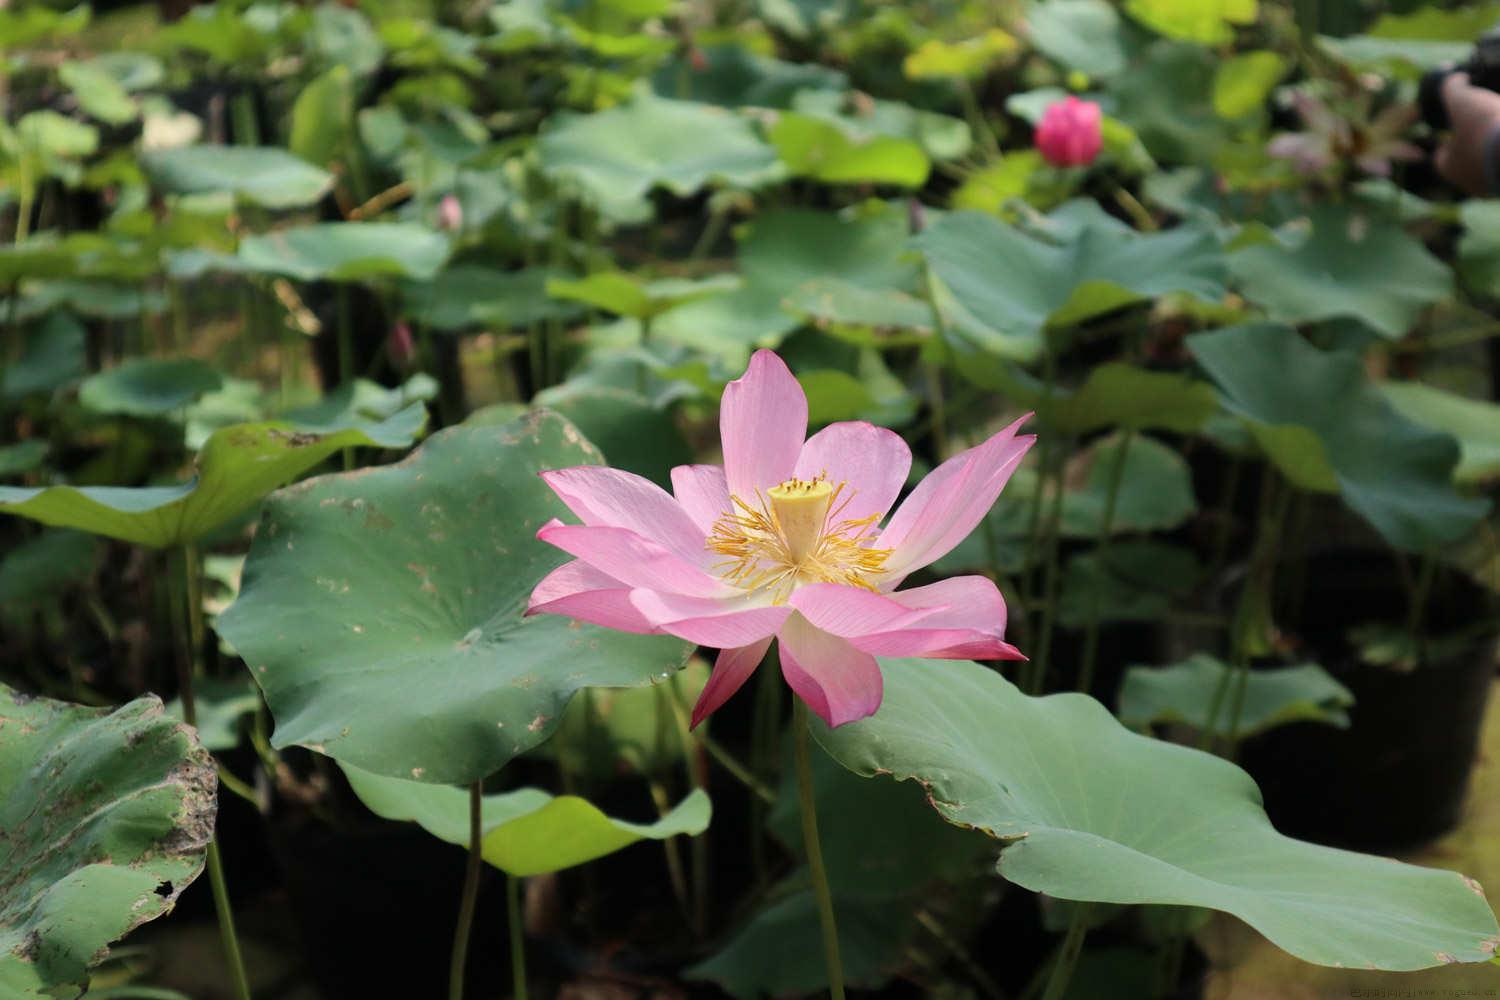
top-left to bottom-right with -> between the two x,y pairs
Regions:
0,684 -> 217,999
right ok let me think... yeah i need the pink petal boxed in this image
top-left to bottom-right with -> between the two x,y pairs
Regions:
671,464 -> 731,535
793,421 -> 911,525
787,582 -> 935,638
720,350 -> 807,501
850,576 -> 1024,660
629,590 -> 792,647
526,560 -> 655,633
878,415 -> 1036,581
778,612 -> 883,728
542,466 -> 708,565
536,520 -> 728,597
691,638 -> 773,728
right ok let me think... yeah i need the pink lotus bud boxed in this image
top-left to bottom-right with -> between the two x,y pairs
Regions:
436,194 -> 463,232
1035,96 -> 1103,168
388,321 -> 416,367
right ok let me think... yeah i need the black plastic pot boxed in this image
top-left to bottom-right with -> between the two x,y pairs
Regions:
1239,548 -> 1498,851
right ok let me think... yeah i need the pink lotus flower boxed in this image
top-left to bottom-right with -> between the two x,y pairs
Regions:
527,350 -> 1034,729
1268,92 -> 1422,179
1036,96 -> 1103,168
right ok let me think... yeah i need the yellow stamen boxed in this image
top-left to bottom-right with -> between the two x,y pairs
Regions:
707,474 -> 891,603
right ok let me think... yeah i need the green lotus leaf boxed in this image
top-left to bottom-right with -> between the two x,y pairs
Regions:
237,223 -> 451,282
140,146 -> 334,209
78,357 -> 224,418
1230,206 -> 1452,339
1118,655 -> 1355,737
537,94 -> 782,212
0,410 -> 425,547
814,657 -> 1500,971
917,208 -> 1225,364
1188,323 -> 1490,550
342,761 -> 710,876
1380,382 -> 1500,485
0,686 -> 215,999
217,412 -> 693,784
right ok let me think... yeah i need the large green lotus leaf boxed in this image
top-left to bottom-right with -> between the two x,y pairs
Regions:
0,686 -> 215,999
537,94 -> 782,211
1188,323 -> 1489,550
341,762 -> 710,876
814,657 -> 1500,971
400,266 -> 582,332
768,112 -> 929,188
1118,655 -> 1354,738
1230,206 -> 1451,339
654,206 -> 919,359
217,413 -> 694,784
0,410 -> 425,547
1380,382 -> 1500,485
140,146 -> 334,209
77,358 -> 224,417
1026,0 -> 1130,79
237,223 -> 451,282
917,209 -> 1225,364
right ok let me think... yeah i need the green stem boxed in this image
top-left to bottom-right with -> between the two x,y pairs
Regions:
507,876 -> 528,1000
448,782 -> 483,1000
919,262 -> 951,461
1040,904 -> 1091,1000
14,177 -> 33,244
204,843 -> 252,1000
794,700 -> 845,1000
1028,442 -> 1068,695
1405,551 -> 1437,667
173,547 -> 251,1000
1077,430 -> 1134,694
958,79 -> 1002,160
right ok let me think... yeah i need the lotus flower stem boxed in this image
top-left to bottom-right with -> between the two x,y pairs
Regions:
1040,904 -> 1092,1000
448,781 -> 483,1000
173,545 -> 252,1000
508,876 -> 529,1000
1404,551 -> 1438,665
1077,430 -> 1135,694
794,699 -> 845,999
1027,445 -> 1069,694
